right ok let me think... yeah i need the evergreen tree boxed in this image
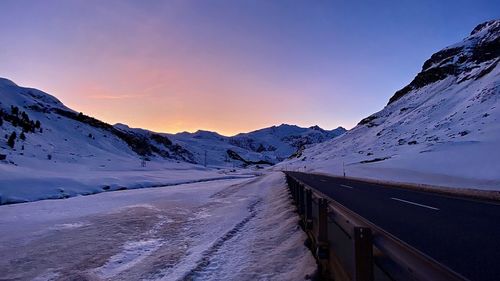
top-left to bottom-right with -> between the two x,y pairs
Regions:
35,120 -> 41,129
7,131 -> 16,148
0,116 -> 3,126
10,106 -> 19,116
20,132 -> 26,141
29,121 -> 35,132
21,111 -> 29,121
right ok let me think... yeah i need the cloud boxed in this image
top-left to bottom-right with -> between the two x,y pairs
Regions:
87,94 -> 151,100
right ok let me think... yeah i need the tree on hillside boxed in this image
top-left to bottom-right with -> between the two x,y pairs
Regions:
7,131 -> 16,148
10,106 -> 19,116
20,132 -> 26,141
21,111 -> 29,121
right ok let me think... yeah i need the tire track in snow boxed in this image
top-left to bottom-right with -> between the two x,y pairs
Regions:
180,198 -> 262,281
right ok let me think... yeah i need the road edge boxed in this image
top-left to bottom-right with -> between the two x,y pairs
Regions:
305,171 -> 500,203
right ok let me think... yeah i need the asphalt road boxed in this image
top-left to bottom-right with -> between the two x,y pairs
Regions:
286,171 -> 500,281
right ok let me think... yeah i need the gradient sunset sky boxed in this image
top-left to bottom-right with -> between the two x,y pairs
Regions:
1,1 -> 498,135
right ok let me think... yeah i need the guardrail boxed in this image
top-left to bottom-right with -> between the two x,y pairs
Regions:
284,172 -> 468,281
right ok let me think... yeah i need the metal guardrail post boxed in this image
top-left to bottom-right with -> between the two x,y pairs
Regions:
305,188 -> 313,230
316,197 -> 330,278
317,198 -> 329,260
295,183 -> 300,206
299,184 -> 305,216
318,198 -> 328,242
353,227 -> 374,281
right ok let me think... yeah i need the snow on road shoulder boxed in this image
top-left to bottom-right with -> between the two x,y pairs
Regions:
0,172 -> 316,281
171,172 -> 317,281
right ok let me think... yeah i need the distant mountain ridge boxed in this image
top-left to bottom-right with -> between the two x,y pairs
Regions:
117,123 -> 346,166
0,78 -> 344,168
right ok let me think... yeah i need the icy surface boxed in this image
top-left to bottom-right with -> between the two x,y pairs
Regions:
0,173 -> 316,281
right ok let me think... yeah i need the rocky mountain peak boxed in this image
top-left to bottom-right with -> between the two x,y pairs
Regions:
470,19 -> 500,36
388,19 -> 499,105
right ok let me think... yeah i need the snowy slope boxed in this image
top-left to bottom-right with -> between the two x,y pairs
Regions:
0,77 -> 196,166
281,19 -> 500,190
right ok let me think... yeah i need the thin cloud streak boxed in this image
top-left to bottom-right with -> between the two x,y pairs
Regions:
87,94 -> 153,100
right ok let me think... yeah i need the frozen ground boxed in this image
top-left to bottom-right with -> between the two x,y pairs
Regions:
0,172 -> 316,281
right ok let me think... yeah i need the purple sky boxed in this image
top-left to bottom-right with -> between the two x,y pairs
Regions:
0,0 -> 498,135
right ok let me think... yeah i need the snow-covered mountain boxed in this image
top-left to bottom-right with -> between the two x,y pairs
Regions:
117,123 -> 345,167
0,78 -> 344,170
282,19 -> 500,190
0,77 -> 344,203
171,124 -> 345,166
0,78 -> 196,168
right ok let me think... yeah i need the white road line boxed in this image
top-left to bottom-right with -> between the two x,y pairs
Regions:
320,179 -> 327,182
391,197 -> 440,211
340,184 -> 353,189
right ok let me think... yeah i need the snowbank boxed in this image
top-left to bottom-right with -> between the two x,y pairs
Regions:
0,160 -> 257,204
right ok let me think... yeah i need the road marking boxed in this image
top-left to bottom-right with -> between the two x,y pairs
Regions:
391,197 -> 439,211
320,179 -> 327,182
340,184 -> 353,189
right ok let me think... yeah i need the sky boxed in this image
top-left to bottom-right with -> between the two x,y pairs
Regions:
0,1 -> 498,136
